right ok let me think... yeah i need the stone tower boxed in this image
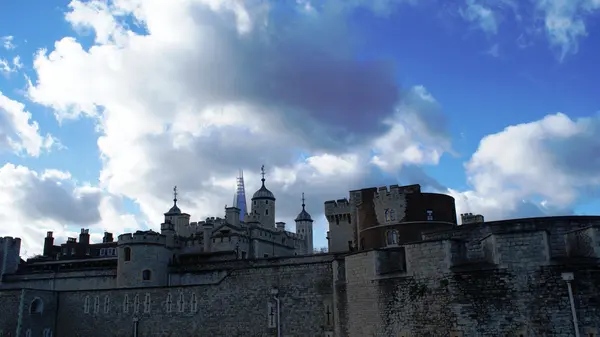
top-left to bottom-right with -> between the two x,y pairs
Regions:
164,186 -> 191,236
116,230 -> 172,288
295,193 -> 314,254
251,165 -> 276,228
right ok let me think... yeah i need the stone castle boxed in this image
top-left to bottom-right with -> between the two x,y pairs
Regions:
1,179 -> 600,337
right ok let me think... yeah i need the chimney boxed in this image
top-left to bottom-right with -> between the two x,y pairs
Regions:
79,228 -> 90,245
43,231 -> 54,256
202,222 -> 214,253
276,222 -> 286,231
103,232 -> 114,243
226,207 -> 241,227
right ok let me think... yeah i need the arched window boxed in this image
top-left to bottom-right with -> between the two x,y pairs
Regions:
265,209 -> 269,216
386,230 -> 399,246
30,298 -> 43,314
142,269 -> 152,281
124,247 -> 131,261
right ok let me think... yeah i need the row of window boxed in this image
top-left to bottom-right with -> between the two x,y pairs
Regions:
83,293 -> 199,315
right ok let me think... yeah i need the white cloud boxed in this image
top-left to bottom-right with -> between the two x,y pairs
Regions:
0,92 -> 58,157
452,112 -> 600,221
1,36 -> 15,50
25,0 -> 452,249
0,164 -> 139,257
460,0 -> 499,35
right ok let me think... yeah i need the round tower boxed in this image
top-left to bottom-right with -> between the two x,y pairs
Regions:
295,193 -> 314,254
251,165 -> 276,228
116,230 -> 172,288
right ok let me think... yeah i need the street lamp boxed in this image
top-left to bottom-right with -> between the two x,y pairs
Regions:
271,287 -> 281,337
561,272 -> 580,337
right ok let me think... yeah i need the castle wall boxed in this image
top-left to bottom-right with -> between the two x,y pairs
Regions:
54,257 -> 334,337
339,231 -> 600,337
1,269 -> 117,291
0,289 -> 21,336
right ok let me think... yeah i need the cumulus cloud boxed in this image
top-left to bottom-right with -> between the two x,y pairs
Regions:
1,36 -> 15,50
25,0 -> 452,245
452,112 -> 600,221
0,164 -> 139,256
0,92 -> 57,157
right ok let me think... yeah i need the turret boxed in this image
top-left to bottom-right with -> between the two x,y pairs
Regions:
43,231 -> 54,256
295,193 -> 314,254
164,186 -> 191,236
116,230 -> 171,288
0,237 -> 21,282
250,165 -> 276,228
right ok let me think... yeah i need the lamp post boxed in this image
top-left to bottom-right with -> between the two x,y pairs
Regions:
561,272 -> 580,337
271,287 -> 281,337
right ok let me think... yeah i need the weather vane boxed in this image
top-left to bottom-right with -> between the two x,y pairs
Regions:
173,186 -> 178,202
261,165 -> 265,180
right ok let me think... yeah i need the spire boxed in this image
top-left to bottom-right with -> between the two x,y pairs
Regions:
173,185 -> 178,205
260,165 -> 266,186
302,192 -> 306,210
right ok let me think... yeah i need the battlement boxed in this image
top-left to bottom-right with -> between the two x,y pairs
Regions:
461,213 -> 484,224
0,236 -> 21,246
324,198 -> 351,216
117,231 -> 166,246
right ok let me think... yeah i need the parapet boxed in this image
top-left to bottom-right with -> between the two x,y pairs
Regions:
0,236 -> 21,246
117,230 -> 166,246
324,198 -> 351,216
461,213 -> 484,224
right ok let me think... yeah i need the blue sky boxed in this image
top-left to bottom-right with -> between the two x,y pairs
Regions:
1,0 -> 600,255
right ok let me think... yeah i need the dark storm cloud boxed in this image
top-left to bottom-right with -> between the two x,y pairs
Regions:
176,2 -> 403,148
15,174 -> 102,225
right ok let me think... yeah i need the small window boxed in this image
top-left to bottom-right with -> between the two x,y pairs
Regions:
25,329 -> 31,337
71,248 -> 76,255
134,294 -> 140,313
104,296 -> 110,314
100,248 -> 106,256
241,251 -> 247,259
144,293 -> 151,313
94,296 -> 100,314
142,269 -> 152,281
178,293 -> 185,312
124,247 -> 131,261
84,296 -> 90,314
265,200 -> 268,204
166,294 -> 173,313
263,254 -> 269,258
30,298 -> 44,314
123,295 -> 129,313
265,209 -> 269,216
190,293 -> 198,313
386,230 -> 399,246
253,200 -> 256,206
426,210 -> 434,221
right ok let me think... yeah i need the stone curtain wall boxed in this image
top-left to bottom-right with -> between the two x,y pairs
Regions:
55,261 -> 334,337
342,249 -> 600,337
0,290 -> 21,336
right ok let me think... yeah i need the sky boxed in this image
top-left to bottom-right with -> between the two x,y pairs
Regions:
1,0 -> 600,257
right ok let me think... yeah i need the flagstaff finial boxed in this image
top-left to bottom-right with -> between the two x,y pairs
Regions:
260,165 -> 266,185
302,192 -> 306,210
173,186 -> 178,204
